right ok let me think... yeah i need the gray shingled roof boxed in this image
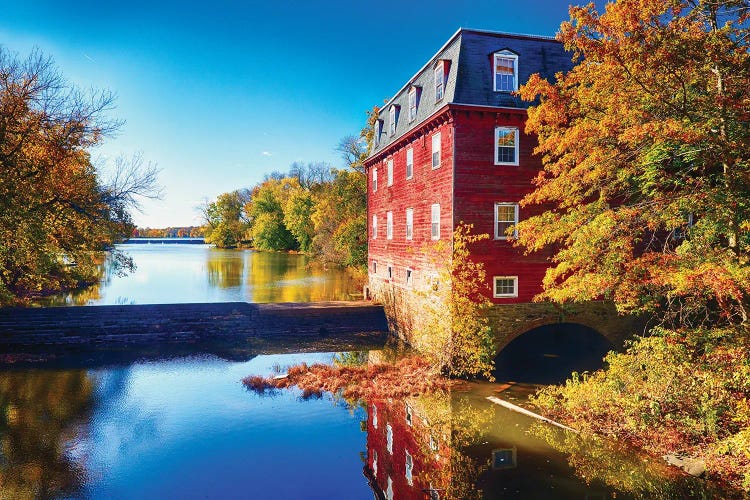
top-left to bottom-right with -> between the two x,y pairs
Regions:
368,28 -> 573,158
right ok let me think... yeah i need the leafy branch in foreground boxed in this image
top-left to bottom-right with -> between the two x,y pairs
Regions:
413,223 -> 495,380
517,0 -> 750,327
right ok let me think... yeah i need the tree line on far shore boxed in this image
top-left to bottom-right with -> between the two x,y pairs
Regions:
200,160 -> 367,268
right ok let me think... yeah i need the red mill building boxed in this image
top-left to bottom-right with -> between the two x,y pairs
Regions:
364,28 -> 639,349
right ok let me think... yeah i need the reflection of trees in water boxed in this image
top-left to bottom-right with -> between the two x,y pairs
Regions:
247,252 -> 359,302
0,370 -> 94,499
206,249 -> 244,288
528,423 -> 724,499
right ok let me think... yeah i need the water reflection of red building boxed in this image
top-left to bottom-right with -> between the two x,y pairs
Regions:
364,395 -> 449,500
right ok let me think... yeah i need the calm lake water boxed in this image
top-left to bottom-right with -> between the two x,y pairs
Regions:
4,244 -> 731,498
42,243 -> 361,306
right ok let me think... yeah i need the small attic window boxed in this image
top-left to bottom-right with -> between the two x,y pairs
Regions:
374,119 -> 383,146
434,60 -> 449,101
494,50 -> 518,92
408,86 -> 421,122
389,105 -> 400,135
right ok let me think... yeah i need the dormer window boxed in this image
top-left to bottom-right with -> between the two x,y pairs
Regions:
408,86 -> 421,122
494,50 -> 518,92
374,119 -> 383,146
434,60 -> 448,101
389,105 -> 400,135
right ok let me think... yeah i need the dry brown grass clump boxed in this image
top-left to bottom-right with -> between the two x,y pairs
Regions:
242,355 -> 450,400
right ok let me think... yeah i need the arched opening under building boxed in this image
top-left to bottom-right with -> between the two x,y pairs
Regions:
492,323 -> 613,385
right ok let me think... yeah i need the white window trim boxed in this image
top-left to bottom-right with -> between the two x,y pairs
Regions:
493,50 -> 519,92
374,120 -> 382,146
493,276 -> 519,298
372,260 -> 377,274
373,168 -> 378,192
373,403 -> 378,428
494,127 -> 519,166
386,423 -> 393,454
387,265 -> 393,280
389,105 -> 397,135
387,158 -> 393,186
434,61 -> 445,102
405,208 -> 413,240
431,132 -> 441,169
406,268 -> 413,287
494,202 -> 519,240
431,203 -> 440,240
405,449 -> 414,485
406,148 -> 413,180
408,87 -> 418,122
372,214 -> 377,240
386,211 -> 393,240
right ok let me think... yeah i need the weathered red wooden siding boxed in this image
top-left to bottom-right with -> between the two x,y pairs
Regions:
367,111 -> 454,289
366,398 -> 447,499
452,107 -> 554,303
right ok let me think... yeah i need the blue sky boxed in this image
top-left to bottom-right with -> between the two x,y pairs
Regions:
1,0 -> 589,227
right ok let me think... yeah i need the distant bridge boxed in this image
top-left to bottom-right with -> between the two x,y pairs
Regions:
125,237 -> 206,244
0,302 -> 388,367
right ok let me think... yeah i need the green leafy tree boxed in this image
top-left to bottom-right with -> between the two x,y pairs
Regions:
201,189 -> 250,248
247,178 -> 298,251
310,169 -> 367,268
282,187 -> 315,253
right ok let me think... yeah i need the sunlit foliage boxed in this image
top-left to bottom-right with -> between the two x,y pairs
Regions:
0,49 -> 159,304
518,0 -> 750,326
415,224 -> 495,379
532,326 -> 750,491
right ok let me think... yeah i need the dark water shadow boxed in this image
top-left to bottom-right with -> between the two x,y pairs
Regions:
493,323 -> 613,385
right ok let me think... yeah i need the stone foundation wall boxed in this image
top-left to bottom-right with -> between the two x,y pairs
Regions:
370,275 -> 646,354
486,301 -> 647,352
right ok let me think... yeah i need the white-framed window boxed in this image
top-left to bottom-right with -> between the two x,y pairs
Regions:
374,119 -> 382,146
373,450 -> 378,476
405,208 -> 413,240
389,105 -> 399,135
494,203 -> 519,239
495,127 -> 519,165
431,132 -> 441,169
434,60 -> 446,101
405,449 -> 414,485
431,204 -> 440,240
406,268 -> 413,286
372,260 -> 377,274
406,148 -> 413,179
373,168 -> 378,192
386,476 -> 393,500
387,158 -> 393,186
386,211 -> 393,240
372,214 -> 378,239
494,50 -> 518,92
386,423 -> 393,454
493,276 -> 518,298
429,434 -> 438,452
387,265 -> 393,280
405,403 -> 413,426
373,403 -> 378,428
408,86 -> 420,122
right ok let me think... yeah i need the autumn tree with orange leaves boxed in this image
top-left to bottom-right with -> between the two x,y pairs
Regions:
0,49 -> 160,304
521,2 -> 750,491
518,0 -> 750,327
